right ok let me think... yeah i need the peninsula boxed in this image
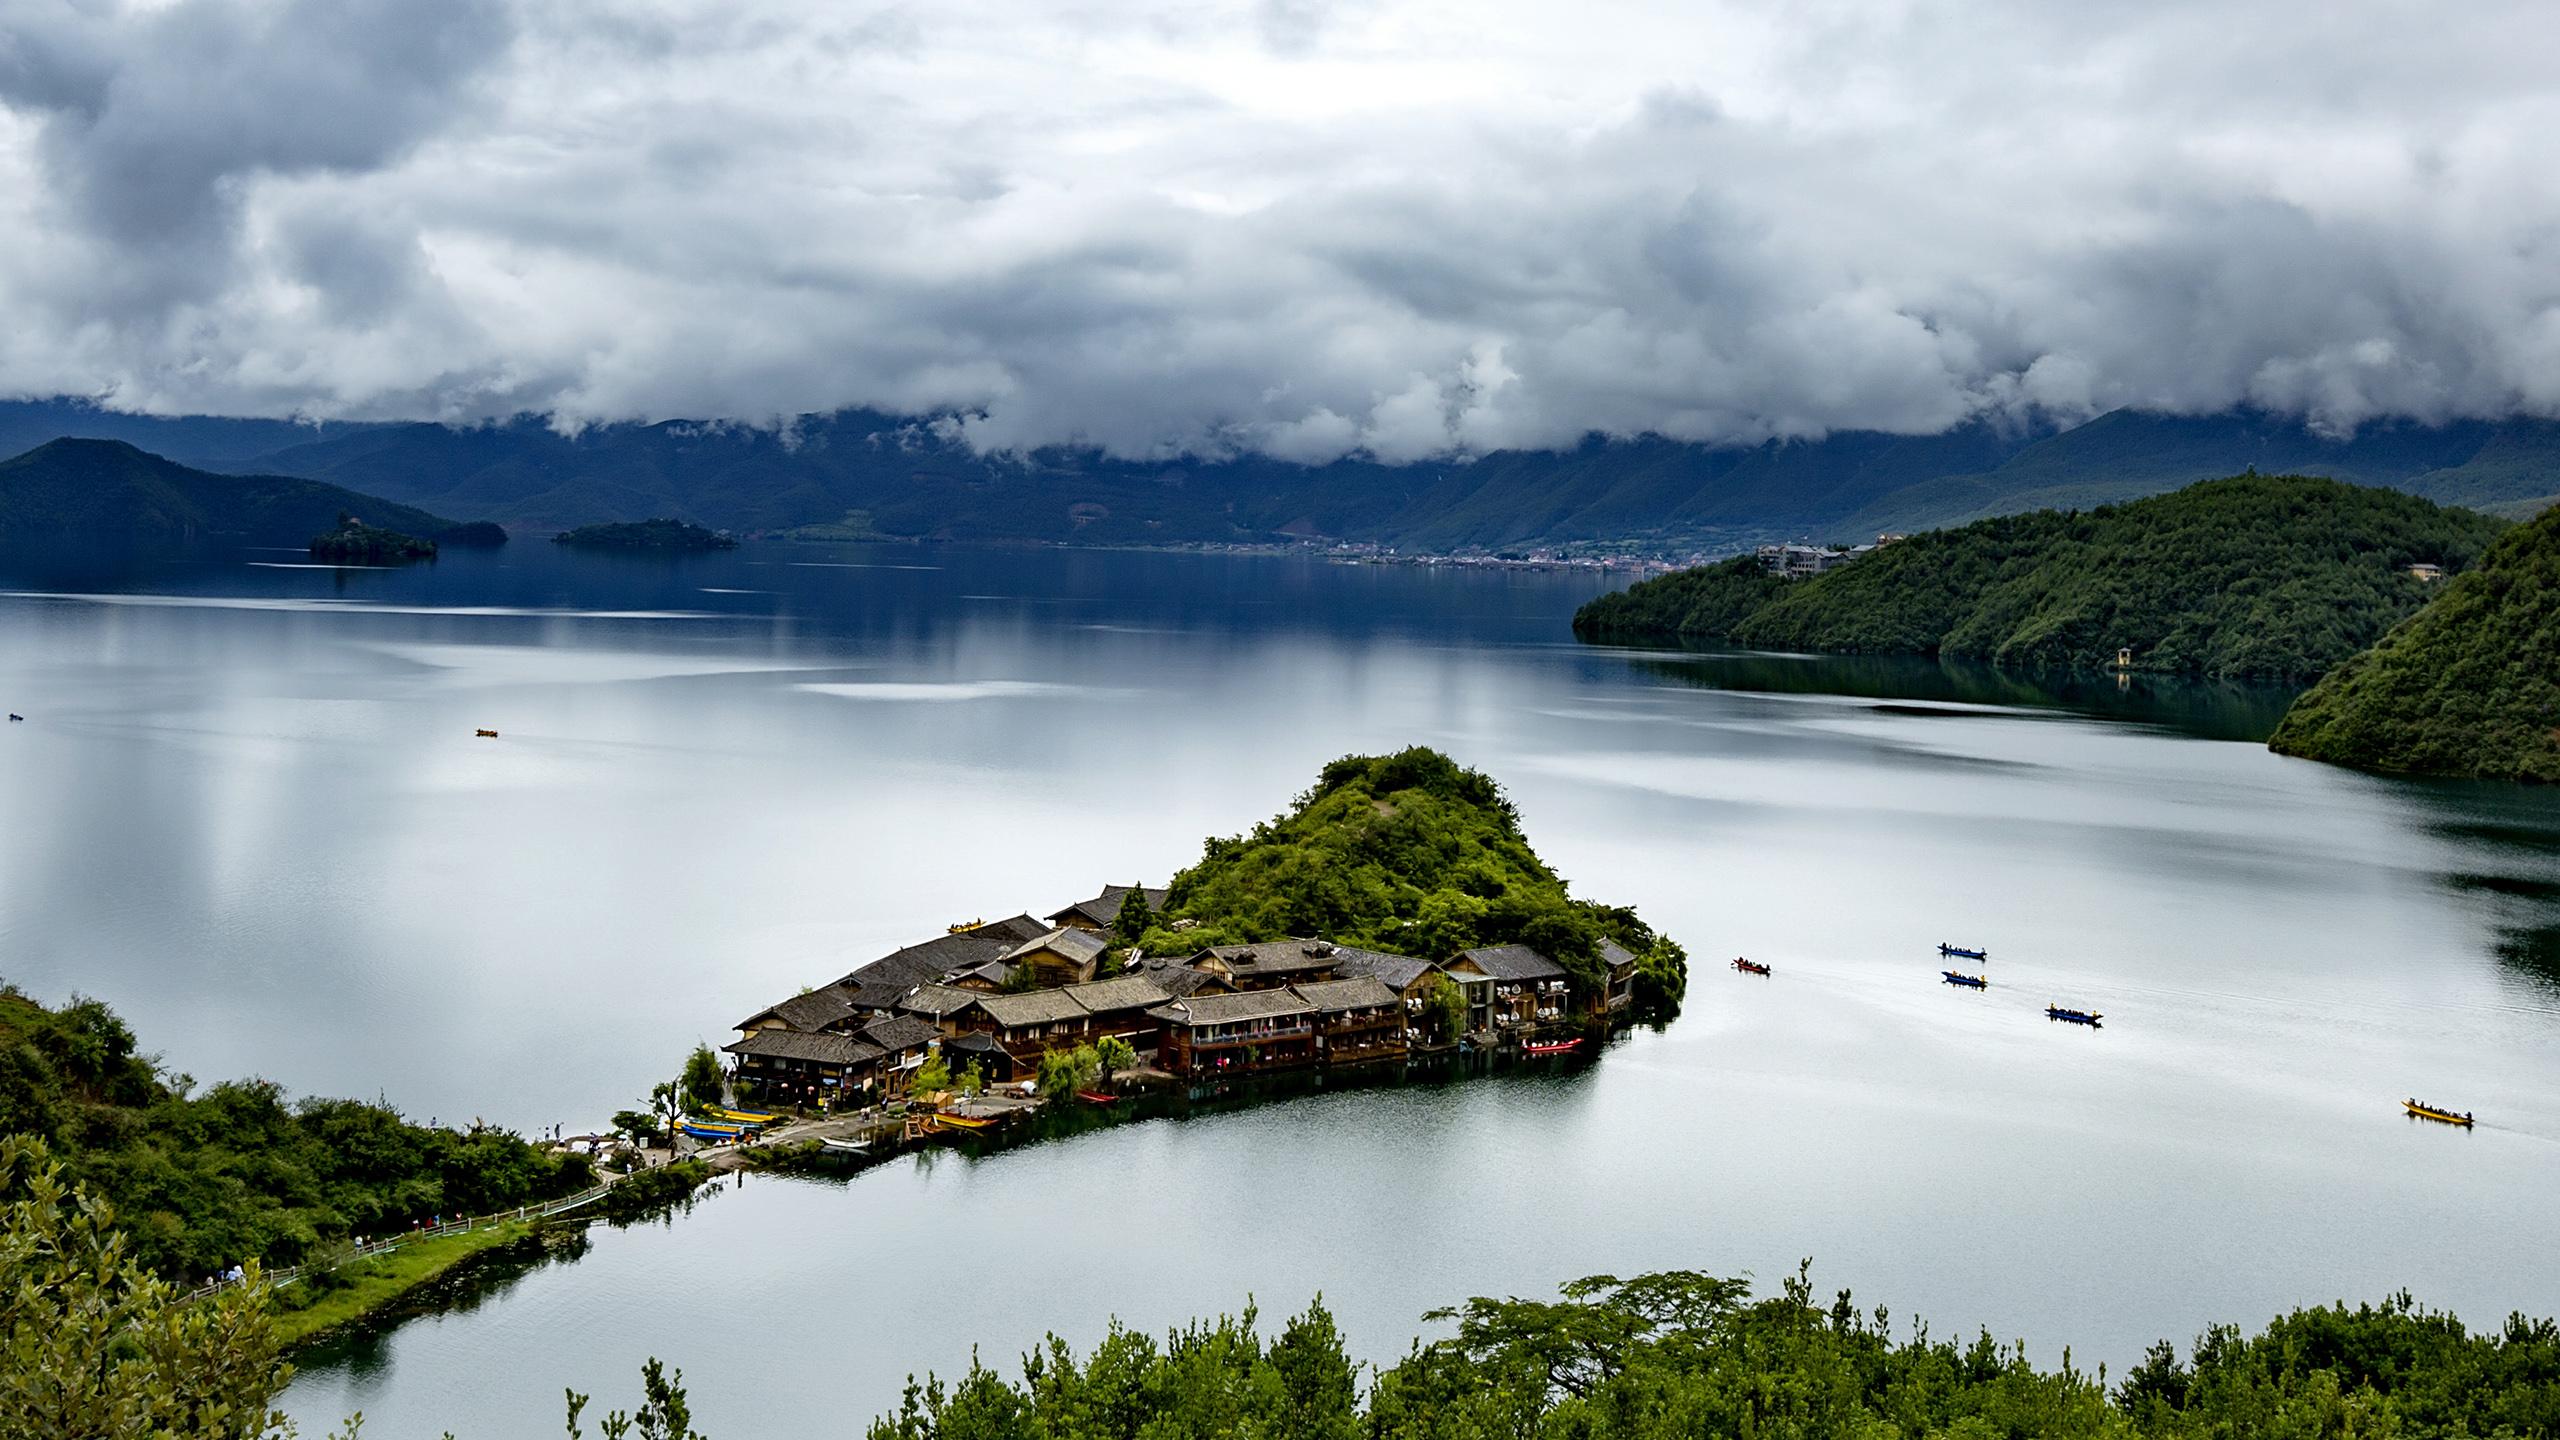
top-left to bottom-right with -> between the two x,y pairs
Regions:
552,517 -> 737,551
2269,500 -> 2560,782
1573,473 -> 2508,681
723,749 -> 1687,1109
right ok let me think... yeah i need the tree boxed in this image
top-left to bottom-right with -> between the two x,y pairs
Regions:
957,1062 -> 986,1099
680,1045 -> 724,1116
1093,1035 -> 1138,1088
565,1359 -> 707,1440
0,1136 -> 302,1439
1424,974 -> 1467,1042
911,1046 -> 951,1097
1113,885 -> 1155,948
611,1109 -> 666,1148
1035,1047 -> 1095,1100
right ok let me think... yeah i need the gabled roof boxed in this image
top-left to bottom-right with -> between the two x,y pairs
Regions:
723,1030 -> 885,1067
1453,944 -> 1567,982
860,1014 -> 941,1055
733,984 -> 863,1034
897,983 -> 987,1018
1140,966 -> 1224,999
1327,943 -> 1437,991
1293,976 -> 1402,1013
1002,927 -> 1111,966
977,990 -> 1093,1029
1046,884 -> 1171,929
1194,939 -> 1342,979
832,916 -> 1052,992
1064,973 -> 1181,1016
1147,990 -> 1315,1026
1598,938 -> 1638,973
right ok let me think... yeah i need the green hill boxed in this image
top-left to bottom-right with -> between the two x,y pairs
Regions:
552,517 -> 737,550
2268,503 -> 2560,781
1577,474 -> 2509,681
0,437 -> 470,544
1135,748 -> 1687,1009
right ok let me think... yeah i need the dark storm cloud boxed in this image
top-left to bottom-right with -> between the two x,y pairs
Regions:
1,0 -> 2555,458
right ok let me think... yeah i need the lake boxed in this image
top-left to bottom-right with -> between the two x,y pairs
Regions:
1,541 -> 2554,1438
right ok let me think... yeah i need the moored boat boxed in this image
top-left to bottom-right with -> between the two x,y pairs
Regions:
2404,1098 -> 2474,1127
1942,970 -> 1988,988
1074,1090 -> 1121,1105
1939,943 -> 1987,960
708,1106 -> 783,1127
935,1112 -> 997,1130
1522,1036 -> 1582,1055
679,1121 -> 749,1142
1733,957 -> 1772,976
2045,1005 -> 2102,1026
818,1136 -> 870,1152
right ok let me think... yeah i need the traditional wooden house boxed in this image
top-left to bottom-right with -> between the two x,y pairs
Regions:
1146,990 -> 1317,1076
1046,884 -> 1171,933
1327,943 -> 1444,1035
1060,974 -> 1180,1047
1447,945 -> 1570,1031
1594,938 -> 1638,1016
723,1030 -> 885,1105
897,982 -> 991,1035
731,984 -> 865,1037
1293,976 -> 1406,1064
1190,939 -> 1343,990
968,988 -> 1097,1071
1001,927 -> 1112,988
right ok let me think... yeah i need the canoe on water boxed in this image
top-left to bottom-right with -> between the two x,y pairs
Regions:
1522,1037 -> 1582,1055
1733,958 -> 1772,976
2405,1099 -> 2474,1127
1942,971 -> 1988,988
2045,1005 -> 2103,1026
1939,944 -> 1987,960
1074,1090 -> 1121,1105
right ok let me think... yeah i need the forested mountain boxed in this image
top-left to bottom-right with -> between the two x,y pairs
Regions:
0,437 -> 477,545
1576,475 -> 2508,680
2269,502 -> 2560,781
3,397 -> 2554,546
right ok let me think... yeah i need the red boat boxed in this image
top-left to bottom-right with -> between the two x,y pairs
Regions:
1733,958 -> 1772,976
1522,1037 -> 1582,1056
1074,1090 -> 1121,1105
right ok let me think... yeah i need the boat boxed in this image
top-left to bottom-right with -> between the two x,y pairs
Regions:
708,1106 -> 783,1127
6,715 -> 20,722
1941,971 -> 1988,988
475,728 -> 498,738
1732,958 -> 1772,976
679,1121 -> 748,1142
1074,1090 -> 1121,1105
946,918 -> 985,933
2404,1098 -> 2474,1127
818,1136 -> 871,1152
935,1112 -> 996,1130
2045,1005 -> 2103,1026
1522,1037 -> 1582,1055
1939,944 -> 1987,960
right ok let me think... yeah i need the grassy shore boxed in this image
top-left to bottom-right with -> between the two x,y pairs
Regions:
272,1222 -> 534,1348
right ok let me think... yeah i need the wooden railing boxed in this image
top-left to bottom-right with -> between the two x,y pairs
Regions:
181,1177 -> 618,1304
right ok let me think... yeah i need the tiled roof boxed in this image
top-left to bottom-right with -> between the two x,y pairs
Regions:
1064,973 -> 1180,1015
1003,927 -> 1111,966
1140,966 -> 1222,999
1327,943 -> 1437,991
1147,990 -> 1314,1027
860,1014 -> 941,1054
723,1030 -> 885,1067
1293,976 -> 1402,1013
897,983 -> 987,1018
977,990 -> 1092,1029
833,916 -> 1052,992
1598,938 -> 1638,972
1454,944 -> 1567,982
733,984 -> 863,1034
1046,884 -> 1171,929
1197,939 -> 1341,978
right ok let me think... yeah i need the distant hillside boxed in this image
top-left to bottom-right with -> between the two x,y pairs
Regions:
2269,504 -> 2560,782
0,438 -> 471,544
4,396 -> 2554,547
1577,475 -> 2509,680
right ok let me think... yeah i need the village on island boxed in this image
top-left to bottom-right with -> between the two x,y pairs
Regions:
715,882 -> 1641,1140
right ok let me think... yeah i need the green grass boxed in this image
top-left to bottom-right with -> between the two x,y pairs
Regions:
271,1221 -> 533,1348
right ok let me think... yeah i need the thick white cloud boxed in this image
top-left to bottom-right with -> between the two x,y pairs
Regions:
1,0 -> 2556,461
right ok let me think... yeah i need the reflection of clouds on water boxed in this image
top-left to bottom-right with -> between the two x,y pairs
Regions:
362,643 -> 832,687
247,562 -> 395,571
0,591 -> 712,620
697,587 -> 772,595
797,680 -> 1116,703
788,562 -> 942,572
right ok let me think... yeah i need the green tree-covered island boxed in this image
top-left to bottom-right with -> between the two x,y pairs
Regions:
2269,499 -> 2560,782
1574,474 -> 2506,681
551,517 -> 739,551
307,512 -> 436,564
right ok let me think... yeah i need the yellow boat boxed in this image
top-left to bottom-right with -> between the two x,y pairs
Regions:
709,1106 -> 783,1127
935,1112 -> 996,1131
946,918 -> 986,933
2404,1098 -> 2473,1127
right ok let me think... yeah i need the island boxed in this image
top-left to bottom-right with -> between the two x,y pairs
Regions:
435,519 -> 510,547
309,512 -> 436,563
1574,473 -> 2508,681
721,748 -> 1688,1113
551,517 -> 738,551
2269,500 -> 2560,782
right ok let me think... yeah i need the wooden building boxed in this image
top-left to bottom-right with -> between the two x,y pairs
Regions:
1294,976 -> 1406,1064
1447,945 -> 1570,1032
724,1030 -> 885,1105
1001,927 -> 1111,988
1147,990 -> 1317,1076
1047,884 -> 1171,933
1190,939 -> 1343,990
1594,938 -> 1638,1017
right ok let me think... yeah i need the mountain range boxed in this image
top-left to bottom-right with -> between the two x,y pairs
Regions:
0,437 -> 470,545
2,398 -> 2554,548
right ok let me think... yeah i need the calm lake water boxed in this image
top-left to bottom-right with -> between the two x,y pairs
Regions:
2,542 -> 2555,1438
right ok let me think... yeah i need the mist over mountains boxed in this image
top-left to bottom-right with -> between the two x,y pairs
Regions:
3,398 -> 2553,550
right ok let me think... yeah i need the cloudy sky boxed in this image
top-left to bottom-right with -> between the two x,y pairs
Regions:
1,0 -> 2555,461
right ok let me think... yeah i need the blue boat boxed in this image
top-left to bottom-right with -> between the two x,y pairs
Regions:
2045,1005 -> 2103,1027
1942,970 -> 1988,988
1939,943 -> 1987,960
